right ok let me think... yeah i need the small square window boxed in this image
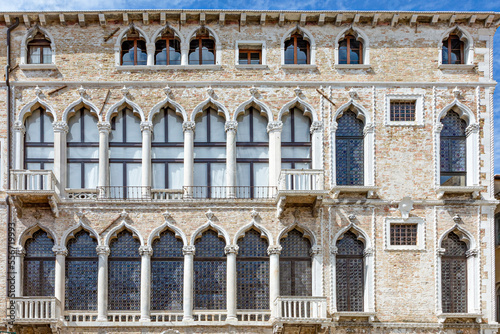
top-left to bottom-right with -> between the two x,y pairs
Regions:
239,49 -> 262,65
235,41 -> 266,67
385,218 -> 425,250
390,223 -> 418,246
385,94 -> 424,126
390,101 -> 416,122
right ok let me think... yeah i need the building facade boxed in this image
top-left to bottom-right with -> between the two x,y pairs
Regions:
0,9 -> 499,334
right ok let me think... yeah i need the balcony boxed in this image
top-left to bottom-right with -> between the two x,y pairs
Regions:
274,296 -> 328,327
7,170 -> 60,217
11,297 -> 62,325
277,169 -> 328,218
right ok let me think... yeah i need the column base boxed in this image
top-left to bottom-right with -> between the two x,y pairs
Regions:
96,316 -> 108,322
182,315 -> 194,322
139,317 -> 151,322
226,316 -> 238,322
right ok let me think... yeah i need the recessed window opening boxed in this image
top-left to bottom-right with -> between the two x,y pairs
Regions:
336,230 -> 364,312
336,109 -> 364,186
27,32 -> 52,64
441,232 -> 467,313
279,229 -> 312,296
284,33 -> 310,65
238,48 -> 262,65
442,34 -> 464,65
121,29 -> 147,66
189,30 -> 215,65
282,107 -> 311,170
390,101 -> 416,122
339,35 -> 362,65
25,107 -> 54,173
390,224 -> 418,246
440,110 -> 467,186
23,230 -> 55,297
155,29 -> 181,65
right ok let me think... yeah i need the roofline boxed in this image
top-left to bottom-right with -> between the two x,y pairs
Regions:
1,10 -> 499,14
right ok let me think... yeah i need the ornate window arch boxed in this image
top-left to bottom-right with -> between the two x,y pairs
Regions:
152,26 -> 182,66
335,27 -> 369,66
24,105 -> 55,172
439,27 -> 474,66
21,25 -> 56,66
281,27 -> 316,65
114,24 -> 151,67
23,229 -> 55,296
187,27 -> 220,65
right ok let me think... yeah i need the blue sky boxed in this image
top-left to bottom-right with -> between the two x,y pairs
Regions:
2,0 -> 500,174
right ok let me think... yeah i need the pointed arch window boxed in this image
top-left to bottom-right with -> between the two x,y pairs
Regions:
155,29 -> 181,65
28,32 -> 52,64
336,231 -> 364,312
281,107 -> 311,170
67,108 -> 99,189
284,33 -> 310,65
193,230 -> 227,310
189,30 -> 215,65
151,107 -> 184,190
440,110 -> 467,186
442,34 -> 464,65
441,232 -> 468,313
336,110 -> 364,185
25,107 -> 54,173
23,230 -> 55,296
236,229 -> 269,310
121,29 -> 147,66
339,35 -> 363,65
108,230 -> 141,311
65,230 -> 98,310
151,230 -> 184,311
279,229 -> 312,296
236,107 -> 269,198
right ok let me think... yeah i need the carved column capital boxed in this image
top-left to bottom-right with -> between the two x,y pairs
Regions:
53,121 -> 69,133
13,121 -> 26,134
183,245 -> 195,256
330,246 -> 338,255
183,121 -> 196,132
434,123 -> 443,134
436,248 -> 446,257
466,248 -> 478,258
309,121 -> 323,134
139,245 -> 153,256
310,245 -> 322,256
267,245 -> 282,255
140,121 -> 154,132
12,246 -> 25,257
363,123 -> 375,135
225,121 -> 238,133
96,245 -> 110,256
225,245 -> 239,255
97,122 -> 111,134
466,123 -> 479,136
363,247 -> 374,257
267,121 -> 283,133
52,246 -> 68,256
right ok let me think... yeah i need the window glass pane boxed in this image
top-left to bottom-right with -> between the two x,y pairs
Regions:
152,147 -> 184,159
84,163 -> 99,189
152,163 -> 166,189
68,147 -> 99,159
339,45 -> 347,64
168,163 -> 184,189
254,163 -> 269,187
296,39 -> 308,64
250,52 -> 260,64
281,113 -> 292,142
194,146 -> 226,159
284,43 -> 294,64
110,146 -> 141,159
236,146 -> 268,159
293,109 -> 311,142
237,163 -> 251,187
67,113 -> 82,143
236,112 -> 251,142
155,47 -> 167,65
194,112 -> 208,142
282,147 -> 310,159
253,110 -> 269,141
167,111 -> 184,142
44,162 -> 54,171
201,39 -> 215,64
27,162 -> 43,170
136,41 -> 147,65
25,110 -> 41,142
194,163 -> 208,187
110,163 -> 124,186
127,163 -> 142,187
84,112 -> 99,141
152,110 -> 166,142
110,115 -> 123,142
210,163 -> 226,187
42,47 -> 52,64
239,52 -> 248,65
125,110 -> 142,142
210,110 -> 226,142
169,40 -> 182,65
26,147 -> 54,159
442,44 -> 449,64
450,50 -> 460,64
349,50 -> 360,64
189,40 -> 200,65
68,163 -> 82,189
29,47 -> 41,64
43,114 -> 54,143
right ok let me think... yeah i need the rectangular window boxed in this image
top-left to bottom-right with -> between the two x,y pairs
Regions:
390,224 -> 418,246
390,101 -> 416,122
385,218 -> 425,250
238,49 -> 262,65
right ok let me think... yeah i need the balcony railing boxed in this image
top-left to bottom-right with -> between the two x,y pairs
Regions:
11,297 -> 61,323
275,296 -> 328,321
10,170 -> 57,192
278,169 -> 324,192
97,186 -> 152,201
184,186 -> 277,199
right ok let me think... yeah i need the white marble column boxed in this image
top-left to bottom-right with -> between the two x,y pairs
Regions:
310,246 -> 323,297
140,122 -> 153,193
181,46 -> 189,66
97,122 -> 111,194
52,246 -> 67,318
267,122 -> 283,189
363,247 -> 375,312
96,245 -> 110,321
146,43 -> 155,66
182,245 -> 195,321
310,121 -> 323,170
139,245 -> 153,321
225,121 -> 238,198
225,245 -> 238,321
13,121 -> 25,170
13,246 -> 25,297
53,122 -> 69,196
183,122 -> 195,198
268,245 -> 281,319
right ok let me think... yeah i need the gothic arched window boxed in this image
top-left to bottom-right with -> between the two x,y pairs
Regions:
65,230 -> 98,310
336,231 -> 364,312
189,31 -> 216,65
25,107 -> 54,171
281,108 -> 311,170
67,108 -> 99,189
155,29 -> 181,65
339,34 -> 363,65
237,229 -> 269,310
151,230 -> 184,310
279,229 -> 312,296
121,29 -> 147,66
336,110 -> 364,185
441,232 -> 468,313
284,33 -> 310,65
23,230 -> 55,296
108,230 -> 141,310
440,110 -> 467,186
442,34 -> 464,65
194,230 -> 226,310
27,32 -> 52,64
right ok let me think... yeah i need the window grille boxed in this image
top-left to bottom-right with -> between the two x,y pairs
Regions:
336,110 -> 364,185
281,108 -> 312,170
108,230 -> 141,310
336,231 -> 364,312
440,111 -> 467,186
237,229 -> 269,310
390,101 -> 416,122
25,108 -> 54,171
65,230 -> 98,310
441,232 -> 467,313
194,230 -> 226,309
390,224 -> 418,246
24,230 -> 55,296
151,230 -> 184,310
279,229 -> 312,296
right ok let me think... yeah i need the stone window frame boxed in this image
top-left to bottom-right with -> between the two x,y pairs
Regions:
438,26 -> 475,69
384,217 -> 425,251
114,24 -> 152,68
20,25 -> 57,70
235,40 -> 267,69
280,26 -> 317,69
385,94 -> 424,126
334,27 -> 371,69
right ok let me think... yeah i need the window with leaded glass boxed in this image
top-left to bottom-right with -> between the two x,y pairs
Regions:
189,31 -> 215,65
152,107 -> 184,190
194,230 -> 226,310
155,30 -> 181,65
237,229 -> 269,310
193,108 -> 226,198
25,108 -> 54,172
442,34 -> 464,65
67,108 -> 99,189
109,108 -> 142,198
236,107 -> 269,198
390,101 -> 416,122
440,110 -> 467,186
23,230 -> 55,296
339,35 -> 363,65
284,33 -> 310,65
390,224 -> 418,246
336,110 -> 364,186
65,230 -> 98,310
121,29 -> 147,66
336,231 -> 364,312
282,107 -> 311,170
441,232 -> 468,313
279,229 -> 312,296
151,230 -> 184,310
28,32 -> 52,64
108,230 -> 141,311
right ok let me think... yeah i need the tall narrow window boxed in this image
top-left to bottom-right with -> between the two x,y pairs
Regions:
339,35 -> 363,65
23,230 -> 55,296
109,108 -> 142,198
284,33 -> 310,65
152,107 -> 184,190
67,108 -> 99,189
237,229 -> 269,310
65,230 -> 98,310
441,232 -> 467,313
442,35 -> 464,65
155,30 -> 181,65
194,230 -> 226,310
336,231 -> 364,312
193,108 -> 226,198
27,32 -> 52,64
279,229 -> 312,296
440,110 -> 467,186
121,29 -> 147,66
236,107 -> 269,198
25,108 -> 54,172
189,31 -> 215,65
108,230 -> 141,311
151,230 -> 184,311
281,108 -> 311,169
336,110 -> 364,185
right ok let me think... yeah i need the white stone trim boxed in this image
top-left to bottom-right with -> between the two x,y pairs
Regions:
277,223 -> 318,247
385,94 -> 424,126
20,25 -> 56,66
147,216 -> 188,246
190,97 -> 230,122
114,24 -> 151,67
16,224 -> 58,248
104,96 -> 146,123
232,219 -> 274,246
185,26 -> 222,66
103,220 -> 145,247
18,96 -> 57,123
233,96 -> 274,122
280,26 -> 316,66
190,220 -> 230,246
235,40 -> 267,66
384,217 -> 425,251
278,96 -> 318,122
438,26 -> 474,66
148,96 -> 188,123
60,220 -> 101,247
62,97 -> 101,123
334,26 -> 370,65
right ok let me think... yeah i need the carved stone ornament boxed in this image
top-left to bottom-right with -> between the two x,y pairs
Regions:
436,248 -> 446,256
330,246 -> 338,255
348,88 -> 358,99
13,121 -> 26,134
182,245 -> 195,256
52,246 -> 68,256
34,86 -> 43,98
267,121 -> 283,133
53,121 -> 69,133
267,245 -> 282,255
310,121 -> 323,134
121,86 -> 130,97
163,210 -> 173,220
13,246 -> 25,257
250,208 -> 259,219
363,122 -> 375,135
225,121 -> 238,132
348,214 -> 356,222
164,86 -> 173,98
207,86 -> 215,98
398,197 -> 414,219
363,247 -> 374,257
453,214 -> 463,224
205,209 -> 215,220
466,248 -> 478,258
97,122 -> 111,133
310,245 -> 322,256
77,85 -> 86,97
294,86 -> 302,97
140,121 -> 154,132
120,209 -> 128,219
182,121 -> 196,132
76,210 -> 85,219
466,123 -> 479,136
249,86 -> 258,98
139,246 -> 153,256
452,87 -> 461,99
225,245 -> 239,254
434,122 -> 444,134
96,246 -> 111,256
